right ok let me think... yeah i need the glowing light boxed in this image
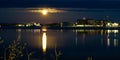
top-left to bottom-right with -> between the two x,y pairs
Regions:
42,29 -> 47,32
106,23 -> 111,27
26,23 -> 32,27
106,22 -> 119,27
42,9 -> 48,15
34,23 -> 41,26
113,30 -> 119,33
42,32 -> 47,53
76,25 -> 84,27
17,24 -> 24,27
107,38 -> 110,47
29,8 -> 66,15
107,30 -> 119,33
42,26 -> 47,32
107,30 -> 111,33
112,23 -> 119,27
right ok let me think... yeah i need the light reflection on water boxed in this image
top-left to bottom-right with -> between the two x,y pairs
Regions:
42,32 -> 47,53
74,29 -> 119,47
0,29 -> 120,60
106,30 -> 119,47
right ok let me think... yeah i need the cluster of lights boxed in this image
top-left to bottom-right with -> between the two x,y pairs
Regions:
26,23 -> 32,27
17,23 -> 41,27
34,23 -> 41,26
17,24 -> 24,27
107,30 -> 119,33
106,22 -> 119,27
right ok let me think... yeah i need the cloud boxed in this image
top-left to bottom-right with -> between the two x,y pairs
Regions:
28,8 -> 67,13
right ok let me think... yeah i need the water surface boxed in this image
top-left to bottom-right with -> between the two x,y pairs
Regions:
0,29 -> 120,60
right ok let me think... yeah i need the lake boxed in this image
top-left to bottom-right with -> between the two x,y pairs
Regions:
0,29 -> 120,60
0,7 -> 120,60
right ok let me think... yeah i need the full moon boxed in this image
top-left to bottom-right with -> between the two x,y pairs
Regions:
42,9 -> 48,15
29,8 -> 66,16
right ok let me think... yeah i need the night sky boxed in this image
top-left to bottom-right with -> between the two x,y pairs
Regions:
0,0 -> 120,23
0,0 -> 120,8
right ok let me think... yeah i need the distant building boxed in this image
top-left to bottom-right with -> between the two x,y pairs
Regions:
76,19 -> 108,27
76,19 -> 96,25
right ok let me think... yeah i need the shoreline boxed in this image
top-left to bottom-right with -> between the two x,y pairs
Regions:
0,26 -> 120,30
